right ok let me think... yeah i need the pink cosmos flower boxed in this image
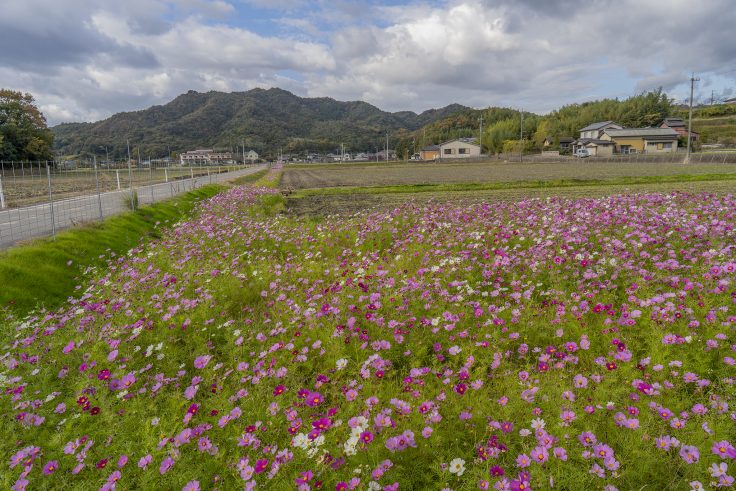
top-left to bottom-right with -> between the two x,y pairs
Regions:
193,355 -> 212,369
42,460 -> 59,475
159,456 -> 175,474
183,481 -> 201,491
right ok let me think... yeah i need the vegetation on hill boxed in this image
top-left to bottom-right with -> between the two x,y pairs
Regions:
51,89 -> 471,160
677,104 -> 736,145
396,89 -> 676,155
51,87 -> 734,161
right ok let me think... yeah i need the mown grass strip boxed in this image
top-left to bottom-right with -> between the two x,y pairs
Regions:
231,169 -> 269,185
291,173 -> 736,197
0,184 -> 225,316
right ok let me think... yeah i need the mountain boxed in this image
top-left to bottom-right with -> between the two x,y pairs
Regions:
51,88 -> 472,159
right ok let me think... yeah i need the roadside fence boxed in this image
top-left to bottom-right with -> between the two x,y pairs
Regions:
0,160 -> 264,249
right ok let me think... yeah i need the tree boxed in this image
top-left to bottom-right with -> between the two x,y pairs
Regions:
0,89 -> 54,161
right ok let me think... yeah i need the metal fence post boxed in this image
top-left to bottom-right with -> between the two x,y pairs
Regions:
128,159 -> 135,211
47,164 -> 56,240
165,168 -> 169,183
0,176 -> 5,209
94,156 -> 103,220
208,167 -> 211,184
116,169 -> 121,190
149,164 -> 154,204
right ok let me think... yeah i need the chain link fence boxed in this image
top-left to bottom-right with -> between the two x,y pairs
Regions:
0,160 -> 265,249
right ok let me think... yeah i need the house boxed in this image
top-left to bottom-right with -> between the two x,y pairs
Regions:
245,150 -> 259,162
578,121 -> 623,139
571,139 -> 615,157
420,145 -> 440,161
180,149 -> 234,165
559,137 -> 574,150
601,128 -> 679,154
543,136 -> 574,150
659,118 -> 699,142
438,138 -> 481,158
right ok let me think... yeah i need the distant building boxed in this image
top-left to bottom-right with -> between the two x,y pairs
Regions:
438,138 -> 481,159
559,137 -> 574,151
180,149 -> 234,165
420,144 -> 440,161
578,121 -> 623,139
601,128 -> 679,154
245,150 -> 259,162
571,139 -> 615,157
543,136 -> 574,150
724,97 -> 736,105
659,118 -> 699,142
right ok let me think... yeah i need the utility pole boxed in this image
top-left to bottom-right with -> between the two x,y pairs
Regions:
519,109 -> 524,163
711,90 -> 715,106
386,132 -> 389,162
479,114 -> 484,155
686,73 -> 699,163
242,139 -> 246,165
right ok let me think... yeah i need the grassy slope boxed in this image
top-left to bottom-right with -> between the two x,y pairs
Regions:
0,185 -> 225,316
693,115 -> 736,145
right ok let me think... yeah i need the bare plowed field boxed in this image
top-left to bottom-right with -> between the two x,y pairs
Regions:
286,179 -> 736,216
282,161 -> 736,189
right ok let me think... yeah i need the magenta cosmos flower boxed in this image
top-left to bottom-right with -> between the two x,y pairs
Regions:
42,460 -> 59,475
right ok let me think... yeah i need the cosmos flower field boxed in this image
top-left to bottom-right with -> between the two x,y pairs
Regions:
1,183 -> 735,491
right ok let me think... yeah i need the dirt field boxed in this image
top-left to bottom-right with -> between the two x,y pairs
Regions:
286,179 -> 736,216
282,161 -> 736,189
0,167 -> 236,208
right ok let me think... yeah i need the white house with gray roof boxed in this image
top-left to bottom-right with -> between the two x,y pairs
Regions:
578,121 -> 623,139
439,138 -> 481,158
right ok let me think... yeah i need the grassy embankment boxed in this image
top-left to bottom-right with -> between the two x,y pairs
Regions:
0,185 -> 225,316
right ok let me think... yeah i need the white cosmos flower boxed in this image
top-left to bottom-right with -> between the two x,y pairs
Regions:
336,358 -> 348,370
531,418 -> 546,430
448,458 -> 465,476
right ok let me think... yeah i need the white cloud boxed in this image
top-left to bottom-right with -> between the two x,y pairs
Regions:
0,0 -> 733,124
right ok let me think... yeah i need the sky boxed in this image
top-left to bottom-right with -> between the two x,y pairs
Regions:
1,0 -> 735,126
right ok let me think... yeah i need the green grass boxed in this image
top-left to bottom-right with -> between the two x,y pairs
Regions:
0,184 -> 225,316
290,172 -> 736,198
231,169 -> 269,185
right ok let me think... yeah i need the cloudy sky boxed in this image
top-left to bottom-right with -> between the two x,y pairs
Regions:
1,0 -> 735,125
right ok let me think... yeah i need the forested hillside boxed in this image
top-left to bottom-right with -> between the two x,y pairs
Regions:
51,89 -> 470,159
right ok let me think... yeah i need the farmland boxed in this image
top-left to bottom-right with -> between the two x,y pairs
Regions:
282,160 -> 736,190
0,166 -> 240,208
1,166 -> 735,491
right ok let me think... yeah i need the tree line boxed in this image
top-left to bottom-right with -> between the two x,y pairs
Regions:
394,88 -> 676,156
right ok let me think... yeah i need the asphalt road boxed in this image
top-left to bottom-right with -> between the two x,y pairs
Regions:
0,165 -> 265,250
